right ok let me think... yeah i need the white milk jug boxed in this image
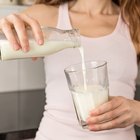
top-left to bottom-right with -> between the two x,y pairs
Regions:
0,26 -> 80,60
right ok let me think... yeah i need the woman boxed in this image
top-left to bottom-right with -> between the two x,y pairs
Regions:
0,0 -> 140,140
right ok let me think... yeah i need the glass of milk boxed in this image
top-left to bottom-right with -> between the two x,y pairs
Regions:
0,26 -> 80,60
64,60 -> 109,128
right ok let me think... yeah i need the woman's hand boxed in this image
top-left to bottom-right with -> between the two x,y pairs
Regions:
0,13 -> 44,52
86,96 -> 140,131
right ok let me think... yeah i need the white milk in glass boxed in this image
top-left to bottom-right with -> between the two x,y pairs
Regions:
72,85 -> 108,123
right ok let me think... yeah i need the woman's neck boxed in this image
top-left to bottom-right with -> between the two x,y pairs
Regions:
69,0 -> 118,16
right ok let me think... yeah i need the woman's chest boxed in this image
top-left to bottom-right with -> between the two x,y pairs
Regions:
44,36 -> 138,82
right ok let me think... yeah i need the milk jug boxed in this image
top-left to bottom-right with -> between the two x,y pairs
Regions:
0,26 -> 80,60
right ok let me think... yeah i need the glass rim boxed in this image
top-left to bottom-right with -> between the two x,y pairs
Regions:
64,60 -> 107,73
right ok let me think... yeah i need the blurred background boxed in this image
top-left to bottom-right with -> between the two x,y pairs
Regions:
0,1 -> 140,139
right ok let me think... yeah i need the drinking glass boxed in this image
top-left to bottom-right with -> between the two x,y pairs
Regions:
64,60 -> 109,128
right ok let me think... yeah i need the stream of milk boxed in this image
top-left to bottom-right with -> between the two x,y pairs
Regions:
79,47 -> 87,90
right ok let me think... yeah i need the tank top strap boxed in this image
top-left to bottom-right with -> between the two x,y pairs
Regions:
56,3 -> 72,29
117,15 -> 132,40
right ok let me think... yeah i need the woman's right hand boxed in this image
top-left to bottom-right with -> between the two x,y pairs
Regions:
0,13 -> 44,52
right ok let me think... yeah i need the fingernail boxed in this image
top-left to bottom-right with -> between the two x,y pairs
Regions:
90,110 -> 97,115
38,39 -> 43,45
88,125 -> 94,131
86,118 -> 90,124
90,111 -> 94,115
13,44 -> 20,51
23,47 -> 28,52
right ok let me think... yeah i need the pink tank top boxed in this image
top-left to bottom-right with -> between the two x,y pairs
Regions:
35,3 -> 138,140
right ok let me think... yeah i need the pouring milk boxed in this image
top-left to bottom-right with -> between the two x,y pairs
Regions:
66,46 -> 109,127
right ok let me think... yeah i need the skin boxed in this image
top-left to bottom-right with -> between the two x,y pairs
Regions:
0,0 -> 140,131
87,96 -> 140,131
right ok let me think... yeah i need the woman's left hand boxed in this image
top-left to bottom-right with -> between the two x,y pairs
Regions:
86,96 -> 140,131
